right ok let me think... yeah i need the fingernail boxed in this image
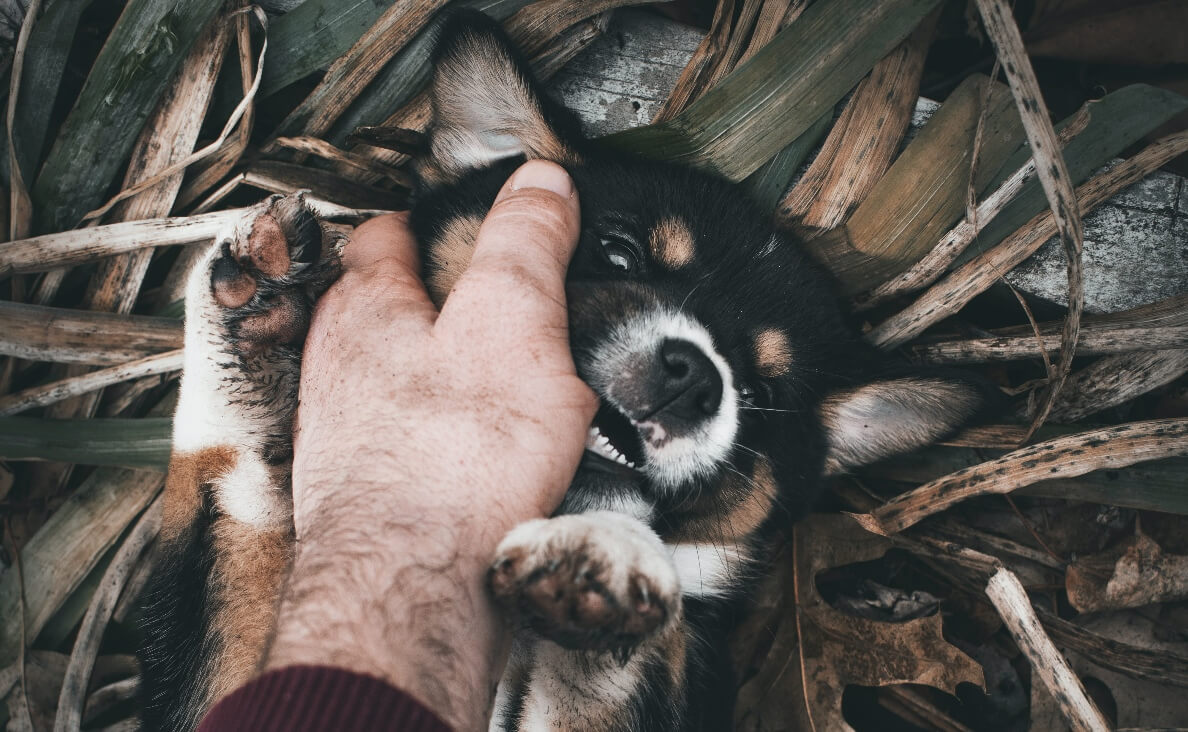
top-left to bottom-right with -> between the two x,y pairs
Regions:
509,160 -> 573,198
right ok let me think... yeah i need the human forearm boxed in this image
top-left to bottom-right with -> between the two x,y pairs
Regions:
265,479 -> 506,731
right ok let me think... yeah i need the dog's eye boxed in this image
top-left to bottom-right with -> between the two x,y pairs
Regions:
739,383 -> 772,409
599,236 -> 639,273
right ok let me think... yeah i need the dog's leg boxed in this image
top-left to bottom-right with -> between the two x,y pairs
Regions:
487,512 -> 695,731
138,194 -> 339,732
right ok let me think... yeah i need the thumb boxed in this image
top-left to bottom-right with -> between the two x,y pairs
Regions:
437,160 -> 580,334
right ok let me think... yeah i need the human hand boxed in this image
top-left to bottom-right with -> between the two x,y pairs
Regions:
266,160 -> 597,730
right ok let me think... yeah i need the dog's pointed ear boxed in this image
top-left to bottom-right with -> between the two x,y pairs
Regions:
423,10 -> 583,182
819,373 -> 997,475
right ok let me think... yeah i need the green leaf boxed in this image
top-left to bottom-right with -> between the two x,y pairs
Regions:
10,0 -> 91,187
0,467 -> 162,666
958,84 -> 1188,266
31,0 -> 223,233
602,0 -> 942,181
744,109 -> 833,215
324,0 -> 535,146
0,417 -> 171,468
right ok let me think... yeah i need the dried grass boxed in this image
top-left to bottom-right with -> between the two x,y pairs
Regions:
2,2 -> 1187,730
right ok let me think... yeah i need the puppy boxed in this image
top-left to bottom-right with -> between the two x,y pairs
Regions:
138,12 -> 992,731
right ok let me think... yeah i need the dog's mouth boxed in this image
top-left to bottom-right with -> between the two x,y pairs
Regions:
584,401 -> 646,471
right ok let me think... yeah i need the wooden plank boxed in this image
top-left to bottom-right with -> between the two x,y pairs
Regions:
0,302 -> 182,365
30,0 -> 224,233
604,0 -> 943,181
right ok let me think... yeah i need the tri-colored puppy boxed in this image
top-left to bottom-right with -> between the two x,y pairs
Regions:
139,12 -> 992,731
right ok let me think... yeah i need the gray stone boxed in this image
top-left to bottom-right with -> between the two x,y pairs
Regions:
1004,163 -> 1188,314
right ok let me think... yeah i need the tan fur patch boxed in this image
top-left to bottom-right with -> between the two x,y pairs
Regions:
666,459 -> 777,544
754,328 -> 793,377
820,377 -> 982,474
206,518 -> 293,704
161,447 -> 236,542
426,214 -> 482,305
428,32 -> 580,182
658,623 -> 688,691
648,218 -> 695,269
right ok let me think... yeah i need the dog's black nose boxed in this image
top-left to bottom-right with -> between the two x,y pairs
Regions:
657,339 -> 722,420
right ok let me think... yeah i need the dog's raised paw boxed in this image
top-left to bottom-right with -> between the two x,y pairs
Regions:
207,193 -> 339,352
488,512 -> 680,653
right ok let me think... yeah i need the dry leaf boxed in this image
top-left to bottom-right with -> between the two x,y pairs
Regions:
1066,532 -> 1188,613
734,514 -> 984,731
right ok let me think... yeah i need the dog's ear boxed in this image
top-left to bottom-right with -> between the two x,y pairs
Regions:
423,10 -> 583,182
819,372 -> 997,475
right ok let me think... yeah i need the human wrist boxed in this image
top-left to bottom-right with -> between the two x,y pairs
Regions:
266,484 -> 507,730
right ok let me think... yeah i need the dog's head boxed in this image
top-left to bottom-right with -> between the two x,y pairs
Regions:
409,12 -> 991,524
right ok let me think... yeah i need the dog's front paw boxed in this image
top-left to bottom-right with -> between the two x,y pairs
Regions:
205,193 -> 339,353
488,512 -> 679,653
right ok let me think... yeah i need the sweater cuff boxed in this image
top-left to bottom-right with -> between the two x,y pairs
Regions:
198,665 -> 452,732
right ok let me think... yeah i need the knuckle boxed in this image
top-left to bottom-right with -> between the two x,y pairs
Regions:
484,193 -> 574,240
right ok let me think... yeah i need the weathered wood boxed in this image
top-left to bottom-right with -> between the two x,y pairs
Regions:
985,569 -> 1110,732
970,85 -> 1188,265
604,0 -> 944,181
0,302 -> 182,365
0,202 -> 374,275
1005,167 -> 1188,314
853,109 -> 1089,310
868,131 -> 1188,349
1046,350 -> 1188,423
852,418 -> 1188,536
975,0 -> 1086,438
910,326 -> 1188,363
0,350 -> 183,416
777,14 -> 934,232
30,0 -> 224,232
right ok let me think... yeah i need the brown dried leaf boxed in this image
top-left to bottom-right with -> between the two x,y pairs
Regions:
1066,532 -> 1188,613
734,514 -> 983,731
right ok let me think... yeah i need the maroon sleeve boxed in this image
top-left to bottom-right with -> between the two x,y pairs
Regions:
198,666 -> 453,732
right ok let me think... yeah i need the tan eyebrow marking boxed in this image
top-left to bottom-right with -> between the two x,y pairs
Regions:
648,217 -> 695,269
755,328 -> 793,377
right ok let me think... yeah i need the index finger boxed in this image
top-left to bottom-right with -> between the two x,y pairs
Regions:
437,161 -> 580,336
331,212 -> 436,321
